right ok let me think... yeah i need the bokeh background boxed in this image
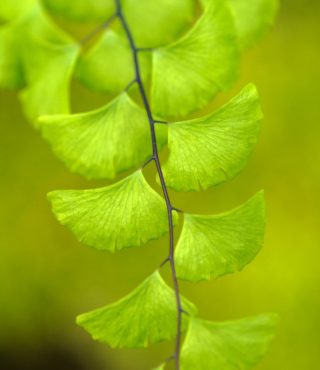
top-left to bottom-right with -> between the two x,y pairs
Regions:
1,0 -> 319,369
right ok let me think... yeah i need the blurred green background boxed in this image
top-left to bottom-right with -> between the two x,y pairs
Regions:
1,0 -> 320,369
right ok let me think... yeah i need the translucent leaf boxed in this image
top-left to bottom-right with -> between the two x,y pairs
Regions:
75,30 -> 151,94
39,92 -> 167,179
181,314 -> 278,370
0,2 -> 75,91
0,0 -> 36,21
0,25 -> 25,89
74,0 -> 196,89
0,4 -> 43,89
20,39 -> 79,126
228,0 -> 279,50
151,0 -> 239,118
162,84 -> 262,191
201,0 -> 278,49
152,365 -> 165,370
76,271 -> 197,348
45,0 -> 195,43
176,192 -> 265,282
122,0 -> 196,48
43,0 -> 115,22
48,171 -> 178,252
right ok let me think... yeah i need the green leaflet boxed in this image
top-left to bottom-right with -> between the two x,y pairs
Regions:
75,30 -> 151,94
0,0 -> 278,367
175,192 -> 265,282
152,365 -> 165,370
75,0 -> 196,92
44,0 -> 195,47
0,24 -> 25,89
162,84 -> 262,191
201,0 -> 278,49
20,39 -> 79,126
151,0 -> 239,118
0,0 -> 36,21
0,0 -> 38,88
48,171 -> 178,252
121,0 -> 196,48
39,93 -> 167,179
0,1 -> 77,97
43,0 -> 115,22
228,0 -> 279,50
76,271 -> 197,348
15,3 -> 72,46
181,314 -> 278,370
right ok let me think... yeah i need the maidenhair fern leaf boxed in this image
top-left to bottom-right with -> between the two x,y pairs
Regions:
121,0 -> 196,48
0,24 -> 25,89
48,171 -> 178,252
181,314 -> 278,370
200,0 -> 278,50
20,39 -> 79,126
77,271 -> 197,348
227,0 -> 279,50
39,93 -> 167,179
151,0 -> 239,118
43,0 -> 115,22
45,0 -> 195,46
152,365 -> 165,370
162,84 -> 262,191
75,30 -> 151,94
0,0 -> 278,368
0,1 -> 76,93
0,0 -> 36,21
175,192 -> 265,282
3,0 -> 278,51
0,3 -> 55,89
21,3 -> 72,45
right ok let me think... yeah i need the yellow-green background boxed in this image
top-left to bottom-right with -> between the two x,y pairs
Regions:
0,0 -> 319,369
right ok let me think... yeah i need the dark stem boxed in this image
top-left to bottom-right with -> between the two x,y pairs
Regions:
114,1 -> 183,368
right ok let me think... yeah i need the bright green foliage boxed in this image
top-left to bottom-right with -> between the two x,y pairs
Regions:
228,0 -> 279,50
45,0 -> 196,47
152,365 -> 165,370
43,0 -> 115,22
75,0 -> 197,93
200,0 -> 278,50
122,0 -> 196,48
162,84 -> 262,191
175,192 -> 265,282
0,25 -> 25,89
77,271 -> 197,348
48,171 -> 178,252
44,0 -> 195,46
19,5 -> 75,46
151,0 -> 239,118
21,39 -> 79,126
0,1 -> 76,93
0,2 -> 37,88
75,30 -> 151,94
39,93 -> 167,179
0,0 -> 36,21
0,1 -> 279,368
181,314 -> 278,370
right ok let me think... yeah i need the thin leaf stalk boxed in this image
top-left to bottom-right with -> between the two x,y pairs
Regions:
114,0 -> 183,368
